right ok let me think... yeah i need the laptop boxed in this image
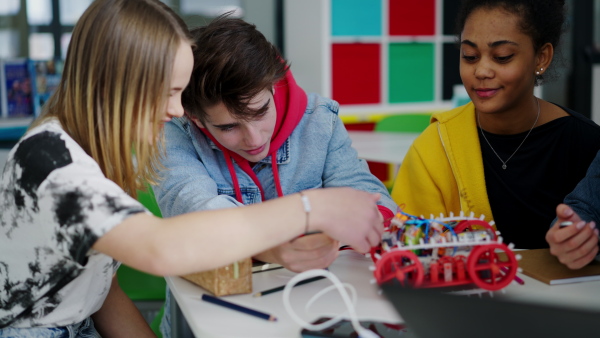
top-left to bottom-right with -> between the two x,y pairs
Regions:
380,284 -> 600,338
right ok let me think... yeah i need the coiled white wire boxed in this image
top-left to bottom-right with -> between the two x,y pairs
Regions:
282,269 -> 379,338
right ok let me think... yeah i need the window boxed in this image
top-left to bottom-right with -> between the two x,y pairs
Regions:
26,0 -> 94,60
0,0 -> 20,16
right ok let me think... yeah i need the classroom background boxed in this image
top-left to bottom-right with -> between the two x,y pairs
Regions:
0,0 -> 599,332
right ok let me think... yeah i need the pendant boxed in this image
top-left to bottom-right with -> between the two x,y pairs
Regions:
502,164 -> 507,170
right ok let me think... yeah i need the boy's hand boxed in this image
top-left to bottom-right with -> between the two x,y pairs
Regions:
254,233 -> 339,272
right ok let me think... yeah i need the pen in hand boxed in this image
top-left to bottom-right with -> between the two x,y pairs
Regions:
559,220 -> 600,247
559,221 -> 573,228
559,221 -> 598,232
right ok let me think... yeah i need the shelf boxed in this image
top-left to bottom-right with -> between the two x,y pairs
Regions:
0,117 -> 32,141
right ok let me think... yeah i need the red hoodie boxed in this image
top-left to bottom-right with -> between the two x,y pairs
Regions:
193,70 -> 394,221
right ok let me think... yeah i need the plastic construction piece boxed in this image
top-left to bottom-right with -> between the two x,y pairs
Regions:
370,210 -> 519,292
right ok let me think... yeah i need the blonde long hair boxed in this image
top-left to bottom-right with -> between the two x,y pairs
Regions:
32,0 -> 192,197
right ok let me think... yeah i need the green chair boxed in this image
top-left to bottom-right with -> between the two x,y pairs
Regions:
374,113 -> 432,191
116,184 -> 165,337
374,113 -> 432,133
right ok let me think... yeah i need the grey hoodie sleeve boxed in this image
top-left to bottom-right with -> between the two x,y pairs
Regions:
559,150 -> 600,227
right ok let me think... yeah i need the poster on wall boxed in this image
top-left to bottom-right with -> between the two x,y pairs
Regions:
28,59 -> 63,117
1,58 -> 33,118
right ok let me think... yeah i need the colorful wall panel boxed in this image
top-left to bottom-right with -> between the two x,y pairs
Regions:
284,0 -> 464,116
332,43 -> 380,104
389,43 -> 435,103
332,0 -> 382,36
389,0 -> 435,36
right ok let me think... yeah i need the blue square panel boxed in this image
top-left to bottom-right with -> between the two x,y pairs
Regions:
332,0 -> 381,36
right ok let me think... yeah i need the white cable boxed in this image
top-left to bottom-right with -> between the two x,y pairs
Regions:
304,283 -> 356,311
282,269 -> 379,338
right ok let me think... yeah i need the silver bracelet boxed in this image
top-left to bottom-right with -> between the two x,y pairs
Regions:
299,191 -> 311,234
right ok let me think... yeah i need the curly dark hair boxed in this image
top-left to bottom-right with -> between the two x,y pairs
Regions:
183,13 -> 288,123
455,0 -> 567,85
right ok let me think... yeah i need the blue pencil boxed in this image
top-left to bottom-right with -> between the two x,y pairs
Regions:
201,294 -> 277,321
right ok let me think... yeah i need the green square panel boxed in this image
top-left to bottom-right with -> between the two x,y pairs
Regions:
389,43 -> 435,103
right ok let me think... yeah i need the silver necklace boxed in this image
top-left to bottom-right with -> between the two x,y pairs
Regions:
477,97 -> 540,170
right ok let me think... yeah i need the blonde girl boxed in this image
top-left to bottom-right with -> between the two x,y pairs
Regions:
0,0 -> 383,336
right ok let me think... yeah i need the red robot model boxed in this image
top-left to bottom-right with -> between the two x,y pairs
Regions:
370,210 -> 519,291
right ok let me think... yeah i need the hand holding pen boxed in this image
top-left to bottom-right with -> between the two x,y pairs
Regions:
546,204 -> 599,269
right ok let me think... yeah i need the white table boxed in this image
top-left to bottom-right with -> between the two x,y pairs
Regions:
166,249 -> 600,338
347,131 -> 419,165
166,251 -> 400,338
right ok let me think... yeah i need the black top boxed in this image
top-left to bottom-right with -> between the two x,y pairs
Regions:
479,105 -> 600,249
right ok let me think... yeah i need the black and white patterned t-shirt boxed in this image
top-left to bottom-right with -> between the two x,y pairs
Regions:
0,119 -> 146,328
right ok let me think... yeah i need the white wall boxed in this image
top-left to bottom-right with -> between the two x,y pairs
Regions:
283,0 -> 328,97
242,0 -> 277,44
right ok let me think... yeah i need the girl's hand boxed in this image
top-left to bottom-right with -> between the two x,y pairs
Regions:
307,188 -> 384,254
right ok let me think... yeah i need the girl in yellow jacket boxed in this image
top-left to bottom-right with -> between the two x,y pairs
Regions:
392,0 -> 600,249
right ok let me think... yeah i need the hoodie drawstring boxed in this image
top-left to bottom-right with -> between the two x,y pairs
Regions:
224,153 -> 244,203
227,152 -> 284,204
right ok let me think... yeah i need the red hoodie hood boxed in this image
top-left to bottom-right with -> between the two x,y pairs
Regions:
194,70 -> 308,203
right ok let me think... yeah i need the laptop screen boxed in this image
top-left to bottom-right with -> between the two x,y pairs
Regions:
381,284 -> 600,338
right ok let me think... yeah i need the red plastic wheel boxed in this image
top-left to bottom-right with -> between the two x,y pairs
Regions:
454,220 -> 497,240
467,244 -> 517,291
374,250 -> 424,287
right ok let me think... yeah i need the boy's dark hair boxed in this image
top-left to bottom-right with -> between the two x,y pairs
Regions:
455,0 -> 567,85
183,13 -> 288,123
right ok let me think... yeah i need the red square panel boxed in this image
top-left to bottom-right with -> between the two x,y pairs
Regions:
367,161 -> 390,183
332,43 -> 380,105
343,122 -> 376,131
389,0 -> 435,36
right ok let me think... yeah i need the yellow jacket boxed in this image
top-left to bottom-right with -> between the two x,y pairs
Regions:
391,102 -> 494,223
